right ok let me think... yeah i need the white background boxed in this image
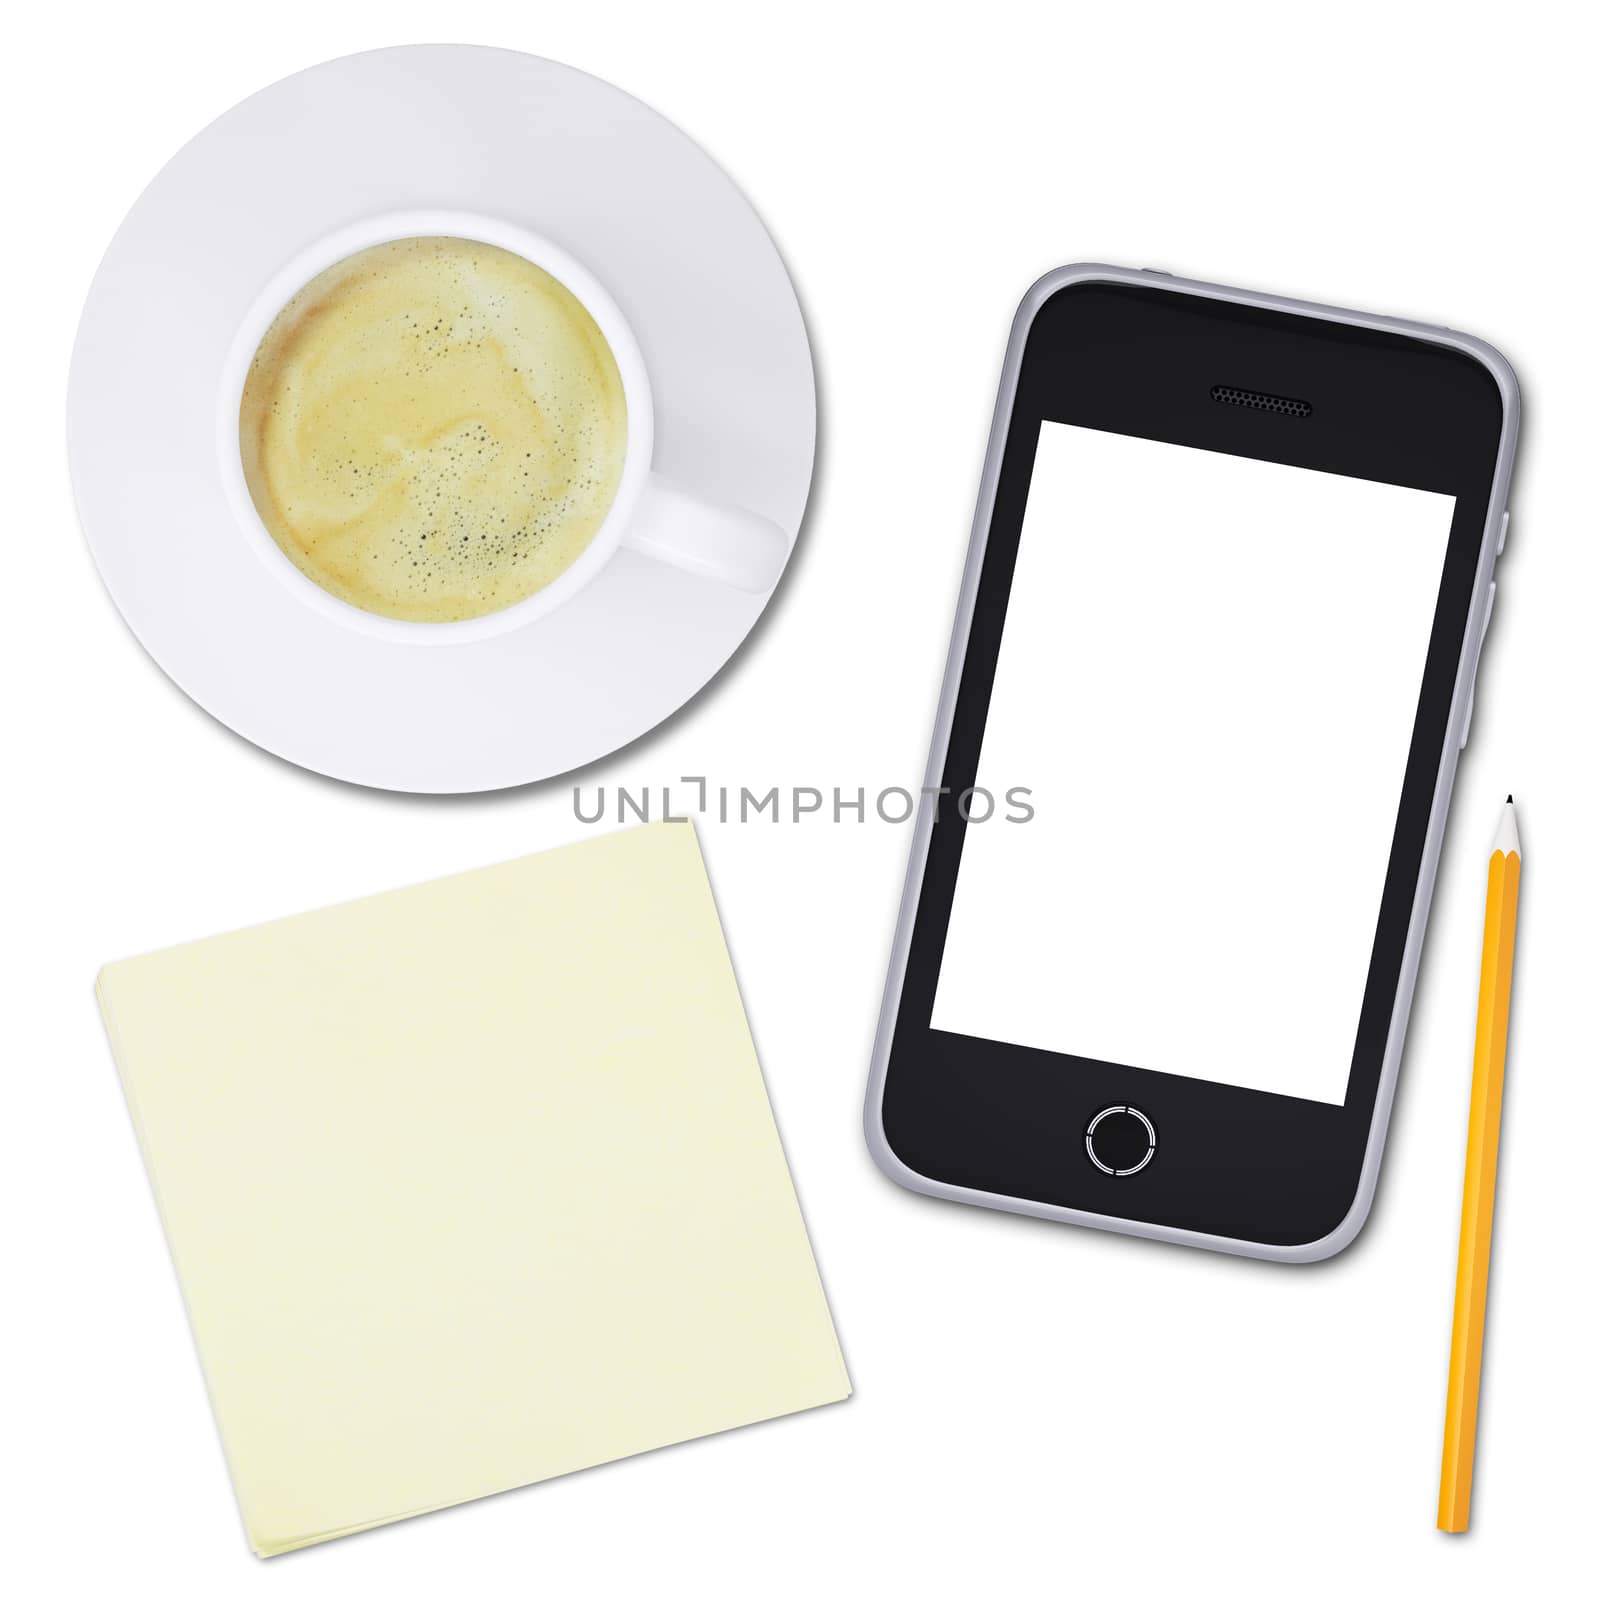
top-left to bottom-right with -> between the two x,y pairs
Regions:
4,2 -> 1596,1593
936,425 -> 1454,1104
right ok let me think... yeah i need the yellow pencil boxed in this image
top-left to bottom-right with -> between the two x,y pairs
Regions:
1438,795 -> 1522,1534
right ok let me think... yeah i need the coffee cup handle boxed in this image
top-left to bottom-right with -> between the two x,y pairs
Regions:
621,473 -> 789,593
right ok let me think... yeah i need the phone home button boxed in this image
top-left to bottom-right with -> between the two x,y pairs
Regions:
1085,1106 -> 1157,1177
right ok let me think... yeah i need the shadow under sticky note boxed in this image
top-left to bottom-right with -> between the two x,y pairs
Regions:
97,822 -> 849,1556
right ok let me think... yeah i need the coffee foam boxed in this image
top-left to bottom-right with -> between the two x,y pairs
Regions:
239,237 -> 628,623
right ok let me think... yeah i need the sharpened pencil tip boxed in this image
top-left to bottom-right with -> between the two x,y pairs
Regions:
1492,797 -> 1521,857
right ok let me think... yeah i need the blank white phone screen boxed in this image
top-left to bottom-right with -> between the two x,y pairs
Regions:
930,422 -> 1455,1105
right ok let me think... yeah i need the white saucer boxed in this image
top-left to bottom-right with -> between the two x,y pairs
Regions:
68,45 -> 815,793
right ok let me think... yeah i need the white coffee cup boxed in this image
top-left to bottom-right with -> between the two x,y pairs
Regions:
217,209 -> 789,645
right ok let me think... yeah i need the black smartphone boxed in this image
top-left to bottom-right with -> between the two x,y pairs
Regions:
865,265 -> 1518,1261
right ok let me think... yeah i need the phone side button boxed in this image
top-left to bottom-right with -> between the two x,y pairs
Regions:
1458,581 -> 1497,750
1497,511 -> 1510,557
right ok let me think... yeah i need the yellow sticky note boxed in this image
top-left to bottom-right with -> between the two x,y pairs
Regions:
98,822 -> 849,1556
